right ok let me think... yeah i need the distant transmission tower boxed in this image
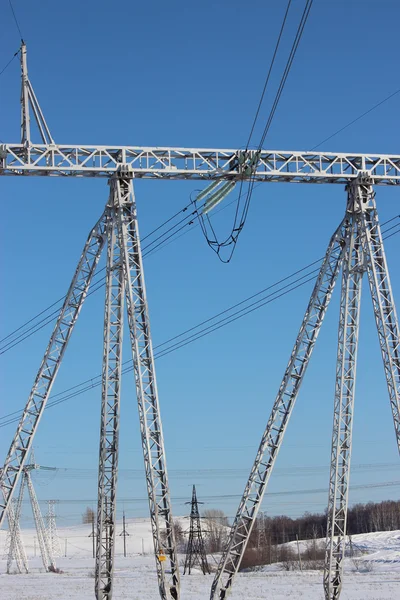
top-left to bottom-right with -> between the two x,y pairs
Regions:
5,452 -> 57,574
183,485 -> 210,575
46,500 -> 61,558
5,496 -> 29,574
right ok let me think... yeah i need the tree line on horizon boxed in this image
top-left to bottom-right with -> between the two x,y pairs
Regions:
81,498 -> 399,566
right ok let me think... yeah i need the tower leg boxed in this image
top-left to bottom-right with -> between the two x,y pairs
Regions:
114,167 -> 180,600
357,179 -> 400,452
95,207 -> 125,600
324,209 -> 363,600
0,212 -> 108,526
211,217 -> 349,600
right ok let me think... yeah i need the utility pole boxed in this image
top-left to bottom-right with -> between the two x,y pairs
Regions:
296,534 -> 303,571
119,512 -> 129,558
257,512 -> 266,559
89,514 -> 96,559
183,485 -> 210,575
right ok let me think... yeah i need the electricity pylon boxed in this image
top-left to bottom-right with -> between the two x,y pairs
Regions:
183,485 -> 210,575
6,457 -> 57,574
4,497 -> 29,574
25,467 -> 56,572
46,500 -> 61,558
0,42 -> 399,600
210,177 -> 400,600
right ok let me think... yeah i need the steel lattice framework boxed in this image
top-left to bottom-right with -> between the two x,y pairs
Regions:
6,481 -> 29,574
0,43 -> 399,600
46,501 -> 61,559
25,469 -> 56,572
5,460 -> 56,575
1,143 -> 400,184
183,485 -> 210,576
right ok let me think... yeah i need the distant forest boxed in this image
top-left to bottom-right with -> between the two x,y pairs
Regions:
250,499 -> 400,546
177,499 -> 400,559
240,499 -> 400,570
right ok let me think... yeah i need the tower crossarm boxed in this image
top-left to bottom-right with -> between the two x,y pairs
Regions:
0,145 -> 399,183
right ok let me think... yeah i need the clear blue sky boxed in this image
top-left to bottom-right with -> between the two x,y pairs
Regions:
0,0 -> 399,527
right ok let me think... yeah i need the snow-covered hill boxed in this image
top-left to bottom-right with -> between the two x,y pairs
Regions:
284,529 -> 400,571
0,520 -> 399,599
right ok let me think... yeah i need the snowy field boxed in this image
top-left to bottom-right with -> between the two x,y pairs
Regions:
1,519 -> 399,600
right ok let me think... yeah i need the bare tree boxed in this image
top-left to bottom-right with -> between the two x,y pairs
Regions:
202,509 -> 228,553
82,506 -> 95,524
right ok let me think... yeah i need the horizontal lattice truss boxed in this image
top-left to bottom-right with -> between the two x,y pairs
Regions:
1,145 -> 399,183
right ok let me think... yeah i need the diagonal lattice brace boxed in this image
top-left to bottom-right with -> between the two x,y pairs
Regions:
211,216 -> 349,600
0,211 -> 108,527
356,179 -> 400,454
114,166 -> 180,600
324,210 -> 364,600
95,207 -> 125,600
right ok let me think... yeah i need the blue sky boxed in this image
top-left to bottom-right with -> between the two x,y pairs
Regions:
0,0 -> 399,527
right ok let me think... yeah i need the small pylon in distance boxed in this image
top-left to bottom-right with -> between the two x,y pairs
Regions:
183,485 -> 210,575
46,500 -> 61,558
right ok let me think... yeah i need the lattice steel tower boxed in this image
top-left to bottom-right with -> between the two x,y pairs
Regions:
6,457 -> 56,574
183,485 -> 210,575
0,42 -> 399,600
46,500 -> 61,558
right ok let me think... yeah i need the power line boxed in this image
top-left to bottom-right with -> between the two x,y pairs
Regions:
0,227 -> 192,355
5,182 -> 331,355
0,198 -> 206,353
245,0 -> 293,149
0,48 -> 20,77
8,0 -> 24,41
0,268 -> 323,426
1,9 -> 396,349
1,222 -> 399,423
311,87 -> 400,150
230,0 -> 314,255
199,0 -> 314,263
16,479 -> 400,505
28,462 -> 400,480
1,220 -> 398,428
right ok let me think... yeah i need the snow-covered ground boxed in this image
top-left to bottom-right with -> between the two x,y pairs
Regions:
0,519 -> 399,599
